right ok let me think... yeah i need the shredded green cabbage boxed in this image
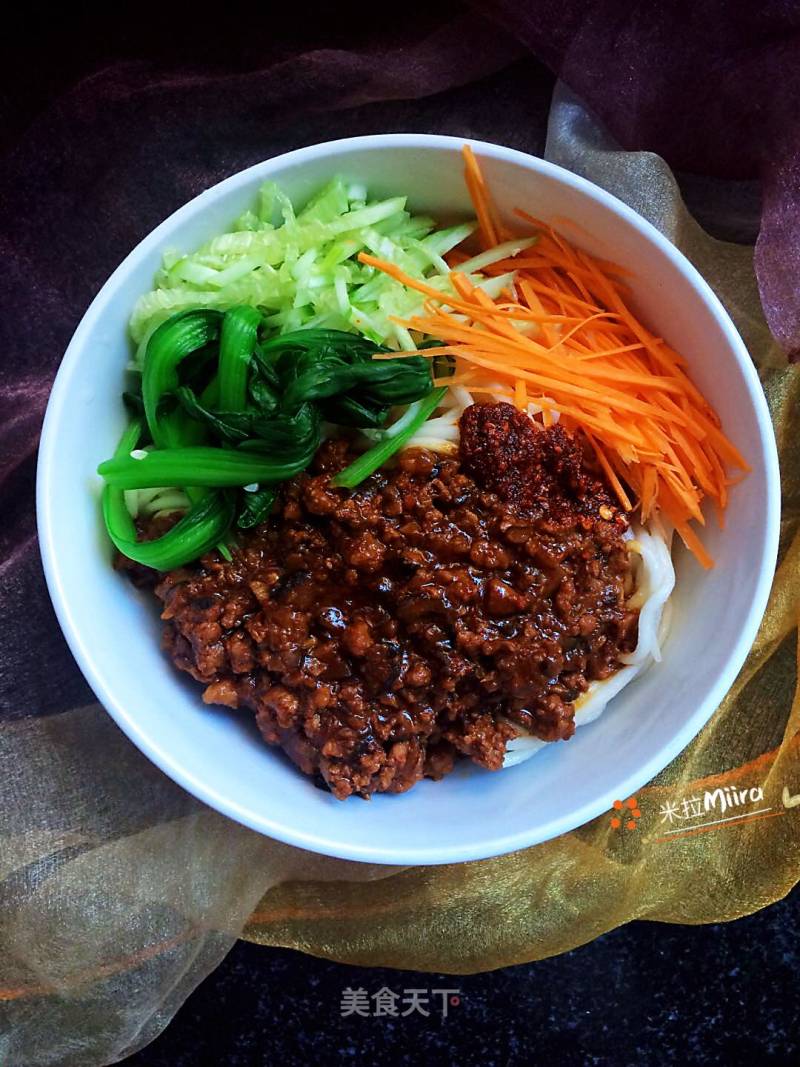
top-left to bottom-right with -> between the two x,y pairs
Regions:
129,177 -> 480,357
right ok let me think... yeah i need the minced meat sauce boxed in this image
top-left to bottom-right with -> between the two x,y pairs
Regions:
132,402 -> 639,799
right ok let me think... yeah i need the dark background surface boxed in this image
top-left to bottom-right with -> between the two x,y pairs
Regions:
125,885 -> 800,1066
4,10 -> 798,1066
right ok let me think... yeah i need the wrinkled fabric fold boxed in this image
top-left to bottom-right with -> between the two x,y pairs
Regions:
475,0 -> 800,357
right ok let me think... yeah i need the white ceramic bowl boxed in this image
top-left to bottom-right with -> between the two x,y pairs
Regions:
37,135 -> 780,865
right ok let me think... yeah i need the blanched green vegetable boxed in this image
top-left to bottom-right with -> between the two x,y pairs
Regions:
235,405 -> 321,457
280,353 -> 432,411
98,446 -> 310,489
101,420 -> 235,570
100,308 -> 438,568
331,386 -> 447,489
319,394 -> 389,429
104,487 -> 234,570
142,310 -> 220,447
177,390 -> 321,457
259,328 -> 387,362
236,485 -> 278,529
218,305 -> 262,411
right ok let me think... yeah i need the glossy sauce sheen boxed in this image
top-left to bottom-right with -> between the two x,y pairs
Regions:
153,403 -> 638,799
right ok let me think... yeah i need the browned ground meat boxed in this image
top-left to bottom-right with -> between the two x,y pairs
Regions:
147,402 -> 639,799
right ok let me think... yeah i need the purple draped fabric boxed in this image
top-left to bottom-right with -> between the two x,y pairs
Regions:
477,0 -> 800,356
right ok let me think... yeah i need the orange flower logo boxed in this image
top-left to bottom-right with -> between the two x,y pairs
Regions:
611,796 -> 641,830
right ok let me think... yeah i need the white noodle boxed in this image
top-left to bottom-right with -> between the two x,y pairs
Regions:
450,385 -> 475,410
502,521 -> 675,768
620,519 -> 675,665
407,437 -> 459,453
407,421 -> 459,443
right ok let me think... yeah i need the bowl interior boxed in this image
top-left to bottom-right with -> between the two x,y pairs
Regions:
38,137 -> 779,864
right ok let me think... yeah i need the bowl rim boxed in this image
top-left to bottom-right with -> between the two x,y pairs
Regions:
36,133 -> 781,865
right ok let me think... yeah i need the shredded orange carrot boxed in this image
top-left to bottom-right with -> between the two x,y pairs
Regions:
463,144 -> 502,247
584,429 -> 634,512
356,147 -> 749,568
640,466 -> 658,522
